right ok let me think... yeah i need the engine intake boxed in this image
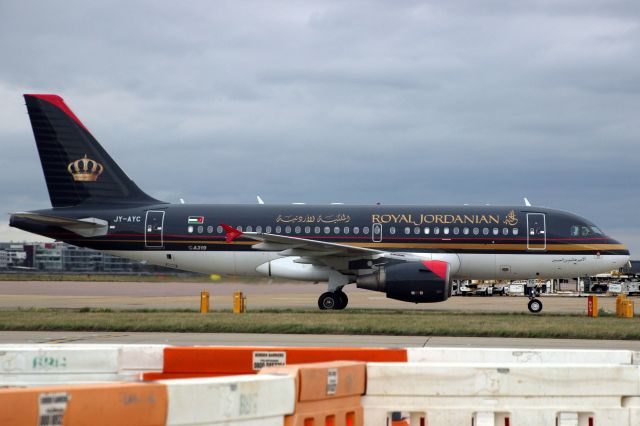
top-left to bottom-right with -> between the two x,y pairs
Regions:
357,260 -> 451,303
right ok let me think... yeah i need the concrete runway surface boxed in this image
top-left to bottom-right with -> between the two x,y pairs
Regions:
0,280 -> 631,313
1,280 -> 638,349
2,331 -> 640,350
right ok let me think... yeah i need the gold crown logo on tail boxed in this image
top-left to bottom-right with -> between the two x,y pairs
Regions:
67,155 -> 104,182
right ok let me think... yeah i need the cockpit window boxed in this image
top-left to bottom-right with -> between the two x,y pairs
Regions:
590,226 -> 604,236
571,225 -> 604,237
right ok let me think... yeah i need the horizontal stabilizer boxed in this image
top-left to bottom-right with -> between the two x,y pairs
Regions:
10,212 -> 108,237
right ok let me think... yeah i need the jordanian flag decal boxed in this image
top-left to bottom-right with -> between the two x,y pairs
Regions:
188,216 -> 205,224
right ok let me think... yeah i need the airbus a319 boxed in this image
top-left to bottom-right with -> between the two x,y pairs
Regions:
10,95 -> 631,313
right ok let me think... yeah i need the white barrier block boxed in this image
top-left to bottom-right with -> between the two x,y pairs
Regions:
0,344 -> 167,385
362,396 -> 628,426
0,372 -> 138,386
623,396 -> 640,425
408,347 -> 633,365
162,374 -> 295,425
366,363 -> 640,396
0,345 -> 120,374
118,344 -> 166,372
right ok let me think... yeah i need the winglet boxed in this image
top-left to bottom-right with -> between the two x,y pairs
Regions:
221,224 -> 243,243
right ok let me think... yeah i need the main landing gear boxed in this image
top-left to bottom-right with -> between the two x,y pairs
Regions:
318,290 -> 348,310
528,297 -> 543,314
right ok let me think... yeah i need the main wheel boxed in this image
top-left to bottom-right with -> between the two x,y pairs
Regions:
528,298 -> 543,314
335,291 -> 348,310
318,292 -> 338,310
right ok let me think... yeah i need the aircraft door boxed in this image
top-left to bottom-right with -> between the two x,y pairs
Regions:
372,223 -> 383,242
526,213 -> 546,250
145,210 -> 165,248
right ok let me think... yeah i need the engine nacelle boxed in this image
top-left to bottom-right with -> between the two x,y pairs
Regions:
356,260 -> 451,303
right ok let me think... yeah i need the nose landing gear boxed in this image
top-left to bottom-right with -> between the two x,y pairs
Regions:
318,290 -> 348,310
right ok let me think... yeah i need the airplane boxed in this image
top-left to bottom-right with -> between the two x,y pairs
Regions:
10,94 -> 631,313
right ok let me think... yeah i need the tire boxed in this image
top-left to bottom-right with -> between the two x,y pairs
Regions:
335,291 -> 348,310
318,292 -> 338,310
528,298 -> 543,314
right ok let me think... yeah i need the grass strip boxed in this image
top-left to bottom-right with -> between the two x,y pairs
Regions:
1,308 -> 640,339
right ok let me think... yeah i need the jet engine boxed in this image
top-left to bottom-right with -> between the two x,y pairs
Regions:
356,260 -> 451,303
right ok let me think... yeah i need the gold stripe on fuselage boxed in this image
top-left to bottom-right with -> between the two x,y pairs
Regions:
93,239 -> 625,252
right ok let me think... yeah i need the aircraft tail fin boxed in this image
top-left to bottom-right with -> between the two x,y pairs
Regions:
23,94 -> 162,208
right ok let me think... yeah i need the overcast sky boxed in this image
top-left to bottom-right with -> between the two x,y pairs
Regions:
0,1 -> 639,256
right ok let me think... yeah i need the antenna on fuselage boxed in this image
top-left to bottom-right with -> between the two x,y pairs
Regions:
180,198 -> 185,204
524,197 -> 532,207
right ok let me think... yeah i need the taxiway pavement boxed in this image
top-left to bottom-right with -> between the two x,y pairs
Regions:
0,280 -> 629,313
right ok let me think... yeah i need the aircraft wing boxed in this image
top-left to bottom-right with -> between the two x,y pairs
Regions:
220,223 -> 383,258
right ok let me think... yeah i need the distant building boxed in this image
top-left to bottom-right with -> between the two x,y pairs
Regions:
0,242 -> 142,273
0,250 -> 7,269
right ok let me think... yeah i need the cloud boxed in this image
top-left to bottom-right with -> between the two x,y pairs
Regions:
0,0 -> 638,257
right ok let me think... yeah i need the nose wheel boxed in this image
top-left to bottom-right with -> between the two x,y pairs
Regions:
318,290 -> 348,310
528,297 -> 543,314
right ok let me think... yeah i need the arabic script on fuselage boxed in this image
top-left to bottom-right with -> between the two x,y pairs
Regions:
275,214 -> 351,224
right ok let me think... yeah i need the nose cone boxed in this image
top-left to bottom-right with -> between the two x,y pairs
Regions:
608,237 -> 631,269
611,238 -> 631,257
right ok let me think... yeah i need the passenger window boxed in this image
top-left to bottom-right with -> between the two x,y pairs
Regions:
463,227 -> 469,235
324,226 -> 330,234
363,226 -> 370,234
390,227 -> 396,235
285,226 -> 291,234
444,227 -> 450,235
207,226 -> 213,233
197,226 -> 204,233
344,227 -> 349,234
434,227 -> 440,235
334,226 -> 340,234
513,228 -> 519,235
294,226 -> 301,233
453,227 -> 459,235
304,226 -> 310,233
275,226 -> 281,233
246,226 -> 253,232
217,225 -> 223,234
473,227 -> 479,235
315,226 -> 321,234
502,228 -> 508,235
353,227 -> 360,234
188,226 -> 194,234
483,228 -> 489,235
404,227 -> 411,235
256,226 -> 262,233
492,228 -> 499,235
266,226 -> 272,233
424,227 -> 430,235
414,226 -> 421,235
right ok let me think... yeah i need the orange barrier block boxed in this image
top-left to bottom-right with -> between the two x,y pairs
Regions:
260,361 -> 366,426
160,346 -> 407,376
142,372 -> 229,381
0,382 -> 167,426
